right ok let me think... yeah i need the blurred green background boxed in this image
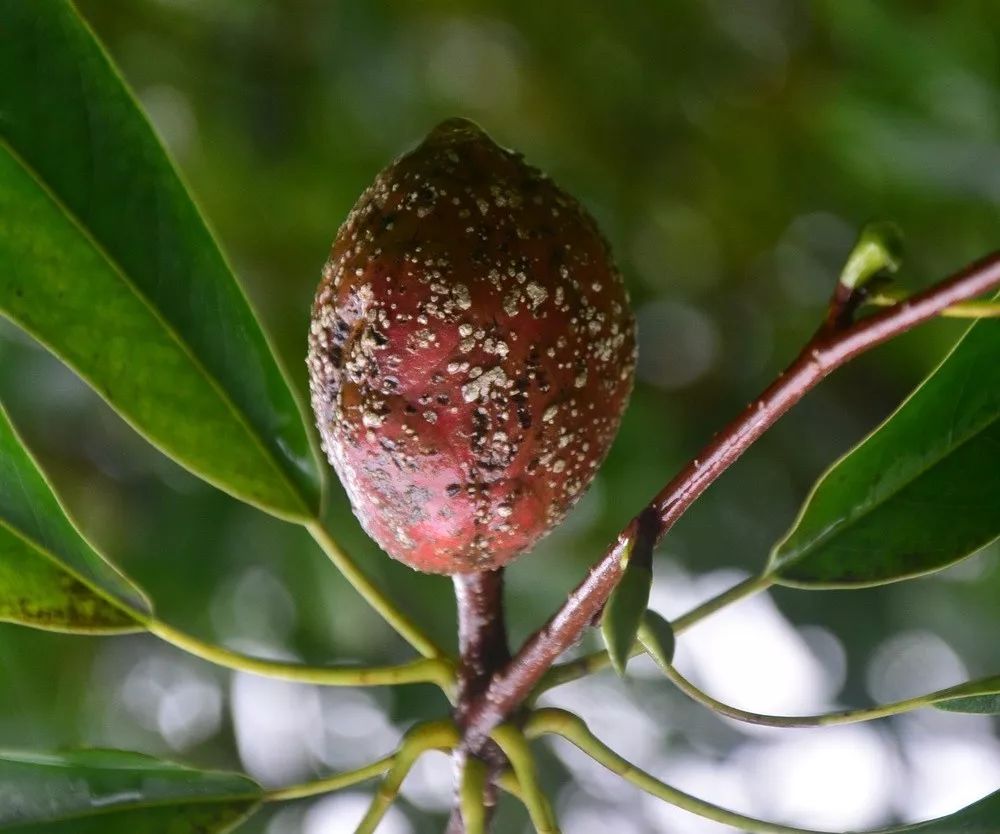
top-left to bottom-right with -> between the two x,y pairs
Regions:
1,1 -> 998,831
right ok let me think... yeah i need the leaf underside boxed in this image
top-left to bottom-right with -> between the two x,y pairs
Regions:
0,748 -> 259,833
932,675 -> 1000,715
0,0 -> 321,521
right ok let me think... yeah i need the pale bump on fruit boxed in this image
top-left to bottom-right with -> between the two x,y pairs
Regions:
307,118 -> 636,574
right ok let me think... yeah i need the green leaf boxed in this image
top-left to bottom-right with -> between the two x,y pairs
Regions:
0,402 -> 149,633
932,675 -> 1000,715
0,0 -> 321,521
0,748 -> 260,833
769,300 -> 1000,587
637,611 -> 675,671
885,789 -> 999,833
602,549 -> 653,677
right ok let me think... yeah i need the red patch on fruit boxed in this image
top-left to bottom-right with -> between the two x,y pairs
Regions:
308,119 -> 636,574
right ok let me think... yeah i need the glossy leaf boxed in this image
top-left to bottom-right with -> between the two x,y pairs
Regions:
887,789 -> 999,833
0,0 -> 321,521
933,675 -> 1000,715
0,402 -> 149,633
602,544 -> 653,677
637,611 -> 675,671
0,748 -> 260,833
770,302 -> 1000,587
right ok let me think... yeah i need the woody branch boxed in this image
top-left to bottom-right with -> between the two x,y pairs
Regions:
458,250 -> 1000,751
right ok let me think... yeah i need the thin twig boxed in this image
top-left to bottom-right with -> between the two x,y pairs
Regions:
306,520 -> 446,659
534,573 -> 775,697
459,252 -> 1000,749
491,724 -> 561,833
526,709 -> 824,834
659,663 -> 964,728
354,721 -> 459,834
459,757 -> 490,834
264,755 -> 394,802
526,706 -> 1000,833
670,573 -> 776,634
147,618 -> 455,691
866,290 -> 1000,318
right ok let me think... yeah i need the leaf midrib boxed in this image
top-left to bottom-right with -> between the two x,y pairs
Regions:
938,675 -> 1000,701
0,136 -> 312,518
0,514 -> 146,625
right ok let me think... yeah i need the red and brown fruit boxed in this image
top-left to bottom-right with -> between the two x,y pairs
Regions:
307,118 -> 636,574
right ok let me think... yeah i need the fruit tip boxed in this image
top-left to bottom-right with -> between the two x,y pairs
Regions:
425,116 -> 490,143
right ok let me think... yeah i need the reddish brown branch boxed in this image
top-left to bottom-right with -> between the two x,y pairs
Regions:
460,251 -> 1000,750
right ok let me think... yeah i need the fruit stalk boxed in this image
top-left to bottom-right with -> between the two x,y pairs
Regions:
454,570 -> 511,723
448,569 -> 511,833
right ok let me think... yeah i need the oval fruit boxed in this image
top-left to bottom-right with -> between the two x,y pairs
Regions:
308,118 -> 636,574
